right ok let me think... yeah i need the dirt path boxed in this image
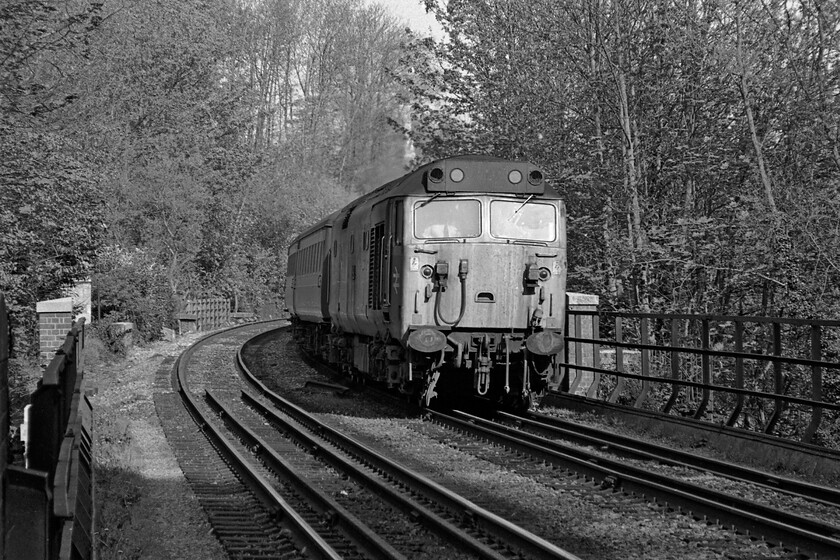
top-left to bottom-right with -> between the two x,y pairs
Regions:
86,332 -> 227,560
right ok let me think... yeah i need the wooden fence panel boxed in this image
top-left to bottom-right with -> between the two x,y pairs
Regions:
183,298 -> 230,331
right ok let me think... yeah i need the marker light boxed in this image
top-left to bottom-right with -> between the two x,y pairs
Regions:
508,170 -> 522,184
539,267 -> 551,281
420,265 -> 434,279
450,168 -> 464,182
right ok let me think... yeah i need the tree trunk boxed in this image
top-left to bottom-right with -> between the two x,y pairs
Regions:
735,9 -> 778,215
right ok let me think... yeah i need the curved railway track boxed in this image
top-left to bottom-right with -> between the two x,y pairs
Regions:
160,323 -> 840,559
424,409 -> 840,558
164,322 -> 581,559
260,327 -> 840,558
505,410 -> 840,508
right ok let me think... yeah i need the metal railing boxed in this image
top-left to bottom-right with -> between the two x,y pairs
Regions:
2,294 -> 94,560
560,310 -> 840,444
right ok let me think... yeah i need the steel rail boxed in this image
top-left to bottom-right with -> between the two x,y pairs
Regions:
434,409 -> 840,559
503,410 -> 840,508
204,389 -> 407,560
239,391 -> 515,560
236,348 -> 582,560
175,328 -> 343,560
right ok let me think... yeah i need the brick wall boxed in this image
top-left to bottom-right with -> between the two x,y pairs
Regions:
36,297 -> 73,364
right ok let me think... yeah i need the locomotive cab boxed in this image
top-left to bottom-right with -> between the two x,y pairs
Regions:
392,159 -> 567,408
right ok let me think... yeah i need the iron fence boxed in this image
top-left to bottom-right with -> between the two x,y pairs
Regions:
560,310 -> 840,444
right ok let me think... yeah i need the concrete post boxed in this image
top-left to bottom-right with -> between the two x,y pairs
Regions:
565,292 -> 600,396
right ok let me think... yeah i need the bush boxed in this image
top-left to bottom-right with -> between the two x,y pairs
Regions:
89,313 -> 135,356
7,357 -> 41,434
92,247 -> 175,343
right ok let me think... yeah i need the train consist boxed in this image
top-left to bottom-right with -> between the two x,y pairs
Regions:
285,155 -> 567,408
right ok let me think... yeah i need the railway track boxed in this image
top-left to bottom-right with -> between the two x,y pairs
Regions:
164,323 -> 581,559
160,324 -> 840,559
157,323 -> 328,559
424,409 -> 840,559
258,327 -> 840,558
505,410 -> 840,508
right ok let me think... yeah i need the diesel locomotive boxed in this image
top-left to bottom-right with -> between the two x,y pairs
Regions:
285,155 -> 567,408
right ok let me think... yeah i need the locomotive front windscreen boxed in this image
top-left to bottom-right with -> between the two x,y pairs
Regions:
414,199 -> 481,238
490,200 -> 556,241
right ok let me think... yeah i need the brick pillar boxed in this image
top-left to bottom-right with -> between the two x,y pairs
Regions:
36,297 -> 73,364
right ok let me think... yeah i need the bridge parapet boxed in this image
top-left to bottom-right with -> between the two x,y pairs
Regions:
2,293 -> 93,560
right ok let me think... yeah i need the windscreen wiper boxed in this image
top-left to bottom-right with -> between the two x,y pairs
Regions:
419,193 -> 443,208
508,194 -> 534,220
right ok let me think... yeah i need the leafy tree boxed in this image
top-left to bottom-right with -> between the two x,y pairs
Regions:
410,0 -> 840,319
1,0 -> 105,355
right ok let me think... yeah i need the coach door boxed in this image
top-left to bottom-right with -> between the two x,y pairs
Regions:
386,200 -> 402,323
320,232 -> 330,319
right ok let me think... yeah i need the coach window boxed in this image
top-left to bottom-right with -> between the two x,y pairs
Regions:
414,199 -> 480,239
490,200 -> 556,242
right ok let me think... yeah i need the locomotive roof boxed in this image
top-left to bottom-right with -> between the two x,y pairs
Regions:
372,154 -> 556,198
340,154 -> 559,213
289,155 -> 560,247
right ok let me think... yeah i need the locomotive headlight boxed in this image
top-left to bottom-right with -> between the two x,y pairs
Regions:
420,264 -> 434,279
508,170 -> 522,184
450,168 -> 464,182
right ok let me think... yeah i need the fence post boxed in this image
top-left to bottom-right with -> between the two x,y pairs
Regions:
764,322 -> 784,434
693,318 -> 711,419
662,318 -> 680,413
802,325 -> 822,443
633,317 -> 651,408
607,316 -> 625,403
726,320 -> 745,426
